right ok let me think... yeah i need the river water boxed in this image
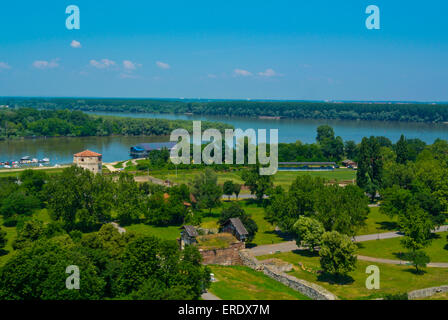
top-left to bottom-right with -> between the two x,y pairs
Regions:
1,111 -> 447,165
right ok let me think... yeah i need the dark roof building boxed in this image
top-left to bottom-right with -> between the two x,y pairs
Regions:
181,225 -> 199,238
222,218 -> 249,242
130,142 -> 177,158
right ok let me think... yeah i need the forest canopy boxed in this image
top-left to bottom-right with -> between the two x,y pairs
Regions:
2,97 -> 448,123
0,108 -> 232,140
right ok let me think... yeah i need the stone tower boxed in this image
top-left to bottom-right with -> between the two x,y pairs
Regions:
73,150 -> 102,174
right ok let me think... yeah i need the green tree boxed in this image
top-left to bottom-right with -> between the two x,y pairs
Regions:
293,217 -> 325,253
316,125 -> 335,144
265,176 -> 325,233
319,231 -> 357,277
223,180 -> 235,201
0,237 -> 106,299
395,134 -> 409,164
115,173 -> 142,225
191,168 -> 223,213
408,250 -> 430,274
399,205 -> 434,252
314,184 -> 369,237
233,183 -> 242,200
0,192 -> 40,219
241,165 -> 273,201
357,137 -> 384,202
13,219 -> 46,250
114,236 -> 210,299
344,140 -> 358,160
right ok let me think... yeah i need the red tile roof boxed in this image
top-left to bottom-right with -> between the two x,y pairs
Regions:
74,150 -> 102,157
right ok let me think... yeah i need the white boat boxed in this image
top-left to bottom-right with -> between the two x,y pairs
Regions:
41,158 -> 50,162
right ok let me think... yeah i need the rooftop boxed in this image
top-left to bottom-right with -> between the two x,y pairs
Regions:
181,225 -> 199,238
74,150 -> 102,157
225,217 -> 249,236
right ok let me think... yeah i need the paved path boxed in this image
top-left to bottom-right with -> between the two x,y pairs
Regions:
201,291 -> 221,300
250,225 -> 448,257
357,255 -> 448,268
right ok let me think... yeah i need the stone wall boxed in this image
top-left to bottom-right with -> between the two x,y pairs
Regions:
239,249 -> 337,300
408,285 -> 448,300
200,242 -> 245,266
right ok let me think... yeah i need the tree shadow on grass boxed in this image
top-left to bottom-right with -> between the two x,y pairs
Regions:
0,249 -> 8,256
444,244 -> 448,251
392,251 -> 411,261
264,230 -> 294,242
317,273 -> 355,285
291,249 -> 319,258
376,221 -> 399,231
403,267 -> 427,276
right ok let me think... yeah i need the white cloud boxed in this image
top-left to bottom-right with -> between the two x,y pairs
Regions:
234,69 -> 252,77
258,68 -> 278,77
207,74 -> 217,79
33,60 -> 59,69
0,62 -> 11,70
70,40 -> 82,48
156,61 -> 170,69
123,60 -> 142,71
90,59 -> 116,69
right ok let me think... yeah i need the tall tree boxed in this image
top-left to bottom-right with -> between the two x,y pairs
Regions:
356,136 -> 384,201
316,125 -> 335,144
241,165 -> 274,201
223,180 -> 235,201
293,217 -> 325,253
190,168 -> 223,213
395,134 -> 409,164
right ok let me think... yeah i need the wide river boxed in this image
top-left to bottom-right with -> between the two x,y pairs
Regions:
1,111 -> 447,165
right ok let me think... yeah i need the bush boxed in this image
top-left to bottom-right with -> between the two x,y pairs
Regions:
319,231 -> 357,277
384,292 -> 408,300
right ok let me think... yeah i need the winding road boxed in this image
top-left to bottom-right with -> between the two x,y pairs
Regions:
249,225 -> 448,267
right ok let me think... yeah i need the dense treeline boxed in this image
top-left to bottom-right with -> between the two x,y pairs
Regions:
0,108 -> 232,140
3,97 -> 448,123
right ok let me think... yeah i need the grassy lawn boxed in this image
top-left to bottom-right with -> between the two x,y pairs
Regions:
357,232 -> 448,263
0,167 -> 65,178
148,168 -> 356,190
208,265 -> 310,300
257,250 -> 448,300
275,169 -> 355,185
125,223 -> 181,241
242,201 -> 289,245
357,207 -> 399,235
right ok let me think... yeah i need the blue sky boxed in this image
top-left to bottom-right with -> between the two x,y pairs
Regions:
0,0 -> 447,101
